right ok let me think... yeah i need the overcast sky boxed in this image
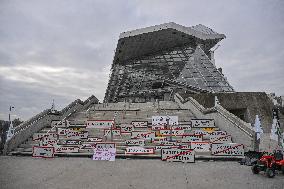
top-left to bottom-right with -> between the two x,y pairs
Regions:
0,0 -> 283,121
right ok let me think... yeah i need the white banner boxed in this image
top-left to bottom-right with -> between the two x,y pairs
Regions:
211,143 -> 244,156
125,147 -> 155,154
181,135 -> 203,142
191,119 -> 215,128
86,120 -> 114,129
161,148 -> 195,163
152,116 -> 178,126
191,142 -> 210,152
32,146 -> 54,158
125,139 -> 145,146
210,135 -> 232,143
93,148 -> 116,161
131,121 -> 148,128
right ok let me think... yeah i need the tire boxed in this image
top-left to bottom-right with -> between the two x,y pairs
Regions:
266,168 -> 275,178
251,165 -> 260,174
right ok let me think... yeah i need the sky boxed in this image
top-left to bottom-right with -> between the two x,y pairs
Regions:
0,0 -> 283,121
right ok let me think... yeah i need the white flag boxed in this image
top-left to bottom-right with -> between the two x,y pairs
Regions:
254,115 -> 263,140
6,122 -> 15,142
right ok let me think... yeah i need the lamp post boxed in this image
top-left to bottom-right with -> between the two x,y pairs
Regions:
8,106 -> 14,127
6,106 -> 15,142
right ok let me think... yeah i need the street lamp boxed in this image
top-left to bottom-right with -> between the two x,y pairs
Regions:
8,106 -> 15,127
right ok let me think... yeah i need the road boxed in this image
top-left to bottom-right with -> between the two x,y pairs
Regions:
0,156 -> 283,189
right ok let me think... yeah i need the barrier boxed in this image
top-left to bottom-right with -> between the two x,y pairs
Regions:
161,149 -> 195,163
191,141 -> 210,152
211,143 -> 244,156
125,139 -> 145,146
125,147 -> 155,154
152,116 -> 178,126
32,146 -> 54,158
182,135 -> 203,142
86,120 -> 114,129
191,119 -> 215,128
131,121 -> 148,128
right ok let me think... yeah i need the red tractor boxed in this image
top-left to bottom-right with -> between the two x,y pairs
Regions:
251,150 -> 284,178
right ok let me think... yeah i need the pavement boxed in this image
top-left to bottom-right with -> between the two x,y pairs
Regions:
0,156 -> 283,189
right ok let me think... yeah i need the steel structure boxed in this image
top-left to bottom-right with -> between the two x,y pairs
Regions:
104,22 -> 234,103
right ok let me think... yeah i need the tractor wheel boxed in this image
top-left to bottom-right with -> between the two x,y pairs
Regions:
266,168 -> 275,178
251,165 -> 260,174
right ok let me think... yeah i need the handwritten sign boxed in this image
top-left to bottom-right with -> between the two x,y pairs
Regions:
161,149 -> 195,163
155,145 -> 175,150
194,130 -> 210,137
125,139 -> 145,146
208,131 -> 227,136
152,125 -> 166,130
152,116 -> 178,126
61,140 -> 82,145
81,142 -> 97,149
172,125 -> 191,130
86,120 -> 114,129
191,142 -> 210,152
51,120 -> 62,128
131,121 -> 148,128
95,143 -> 116,149
210,135 -> 232,143
182,135 -> 203,142
65,131 -> 88,139
93,148 -> 116,161
131,131 -> 155,140
154,137 -> 167,142
211,143 -> 244,156
104,129 -> 121,136
120,124 -> 134,132
33,133 -> 57,141
32,146 -> 54,158
55,146 -> 79,153
87,137 -> 103,142
41,138 -> 58,147
191,119 -> 215,128
155,141 -> 177,146
159,129 -> 184,136
125,147 -> 155,154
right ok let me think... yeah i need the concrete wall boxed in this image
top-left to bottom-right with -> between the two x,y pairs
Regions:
174,93 -> 255,151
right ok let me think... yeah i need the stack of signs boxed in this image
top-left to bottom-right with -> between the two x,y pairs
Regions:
131,121 -> 148,128
152,116 -> 178,127
211,143 -> 244,156
32,146 -> 54,158
86,120 -> 114,129
210,135 -> 232,143
125,147 -> 155,154
161,148 -> 195,163
93,148 -> 116,161
131,131 -> 155,140
191,119 -> 215,128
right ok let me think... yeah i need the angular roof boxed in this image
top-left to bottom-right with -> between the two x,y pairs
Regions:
113,22 -> 225,64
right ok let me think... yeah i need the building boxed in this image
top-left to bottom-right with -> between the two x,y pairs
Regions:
104,22 -> 234,103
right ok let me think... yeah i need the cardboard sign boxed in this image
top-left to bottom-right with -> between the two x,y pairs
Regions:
87,137 -> 103,142
191,119 -> 215,128
86,120 -> 114,129
208,131 -> 227,136
125,139 -> 145,146
33,133 -> 57,141
125,147 -> 155,154
181,135 -> 203,142
61,140 -> 82,145
210,135 -> 232,143
131,121 -> 148,128
120,124 -> 134,132
55,146 -> 79,153
131,131 -> 155,140
95,143 -> 116,149
161,149 -> 195,163
159,129 -> 184,136
211,143 -> 244,156
152,116 -> 178,126
191,142 -> 211,152
104,129 -> 121,136
32,146 -> 54,158
41,138 -> 58,147
152,125 -> 166,130
93,148 -> 116,161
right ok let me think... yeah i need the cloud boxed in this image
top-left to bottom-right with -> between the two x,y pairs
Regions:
0,0 -> 283,120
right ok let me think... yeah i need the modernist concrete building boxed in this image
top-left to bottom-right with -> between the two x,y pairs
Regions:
104,22 -> 234,103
